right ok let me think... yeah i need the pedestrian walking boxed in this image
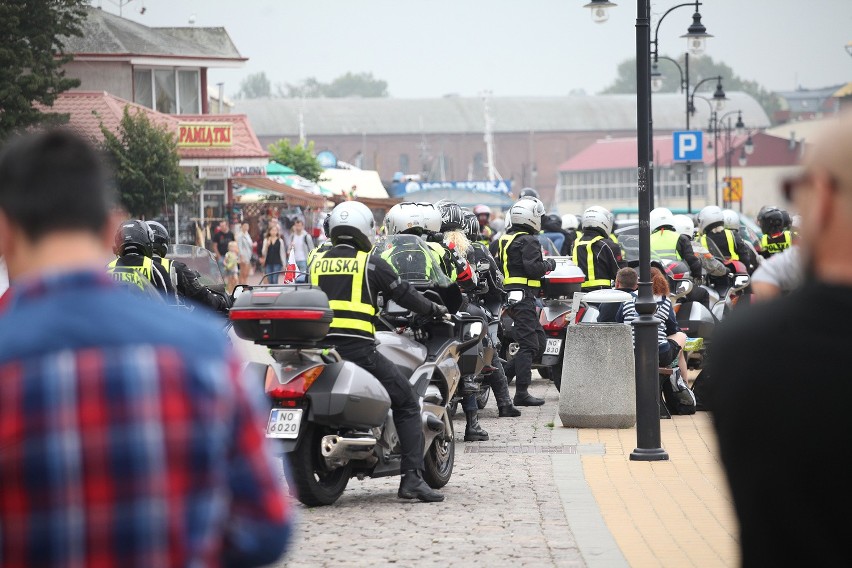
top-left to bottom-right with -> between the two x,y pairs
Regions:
0,129 -> 292,567
709,108 -> 852,567
238,221 -> 254,282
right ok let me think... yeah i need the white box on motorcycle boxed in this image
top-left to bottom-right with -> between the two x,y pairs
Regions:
541,259 -> 585,299
230,285 -> 334,347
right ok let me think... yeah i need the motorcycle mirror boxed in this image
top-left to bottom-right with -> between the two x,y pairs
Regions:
674,279 -> 693,299
385,300 -> 409,316
463,321 -> 483,340
732,275 -> 750,291
476,259 -> 490,272
231,284 -> 250,300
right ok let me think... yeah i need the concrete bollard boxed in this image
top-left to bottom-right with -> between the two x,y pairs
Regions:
558,323 -> 636,428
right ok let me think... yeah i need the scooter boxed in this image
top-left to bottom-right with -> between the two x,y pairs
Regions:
231,235 -> 483,507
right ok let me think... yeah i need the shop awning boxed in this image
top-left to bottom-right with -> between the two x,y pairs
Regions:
234,177 -> 328,209
329,194 -> 401,210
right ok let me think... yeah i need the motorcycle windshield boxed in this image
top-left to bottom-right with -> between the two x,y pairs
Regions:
700,235 -> 726,262
372,234 -> 453,288
538,235 -> 560,257
615,224 -> 640,263
167,244 -> 227,296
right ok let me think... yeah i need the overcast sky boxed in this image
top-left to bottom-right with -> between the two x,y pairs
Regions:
98,0 -> 852,99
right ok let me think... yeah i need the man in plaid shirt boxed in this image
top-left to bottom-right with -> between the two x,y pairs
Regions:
0,129 -> 292,567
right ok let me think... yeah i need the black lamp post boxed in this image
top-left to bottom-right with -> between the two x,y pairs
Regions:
706,109 -> 750,208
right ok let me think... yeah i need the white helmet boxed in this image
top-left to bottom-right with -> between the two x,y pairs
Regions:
650,207 -> 674,232
791,214 -> 801,229
672,214 -> 695,239
328,201 -> 376,251
581,205 -> 614,235
697,205 -> 725,235
561,213 -> 579,231
508,196 -> 545,232
415,202 -> 442,233
384,202 -> 425,236
722,209 -> 740,231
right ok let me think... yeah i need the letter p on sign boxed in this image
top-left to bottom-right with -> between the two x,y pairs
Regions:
673,130 -> 703,162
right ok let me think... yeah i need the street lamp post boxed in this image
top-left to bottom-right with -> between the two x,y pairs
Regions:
705,108 -> 749,208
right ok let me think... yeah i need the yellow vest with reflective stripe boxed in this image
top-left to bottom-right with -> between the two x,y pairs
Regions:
702,230 -> 739,261
572,235 -> 611,289
650,230 -> 681,261
760,231 -> 792,255
426,241 -> 457,280
497,232 -> 541,288
310,250 -> 376,338
106,256 -> 153,291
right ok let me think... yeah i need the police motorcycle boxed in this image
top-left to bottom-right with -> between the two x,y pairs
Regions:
231,234 -> 484,507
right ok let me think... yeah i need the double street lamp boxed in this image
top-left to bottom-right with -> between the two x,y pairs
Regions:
584,0 -> 714,461
708,110 -> 753,209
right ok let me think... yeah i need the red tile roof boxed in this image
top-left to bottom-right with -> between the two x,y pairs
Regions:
44,91 -> 268,160
559,131 -> 801,172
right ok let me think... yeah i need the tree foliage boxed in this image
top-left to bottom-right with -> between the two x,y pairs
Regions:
601,55 -> 781,124
0,0 -> 87,141
99,107 -> 196,218
268,139 -> 324,182
236,71 -> 272,99
280,72 -> 389,98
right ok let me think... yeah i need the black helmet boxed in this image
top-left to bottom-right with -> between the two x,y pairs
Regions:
437,200 -> 465,232
519,187 -> 540,199
146,220 -> 170,257
462,211 -> 480,241
115,219 -> 154,257
759,208 -> 785,235
756,205 -> 779,226
781,209 -> 792,231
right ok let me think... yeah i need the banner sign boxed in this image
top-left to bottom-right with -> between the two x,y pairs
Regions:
230,166 -> 267,177
178,123 -> 233,147
198,165 -> 229,179
390,180 -> 512,196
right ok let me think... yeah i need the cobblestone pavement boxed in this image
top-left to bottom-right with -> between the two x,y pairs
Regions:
270,376 -> 586,568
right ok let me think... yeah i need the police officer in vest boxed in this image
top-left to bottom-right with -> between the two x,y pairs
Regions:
573,205 -> 623,292
146,220 -> 229,313
496,196 -> 554,406
697,205 -> 755,272
650,207 -> 709,307
309,201 -> 448,502
758,207 -> 793,259
107,219 -> 174,296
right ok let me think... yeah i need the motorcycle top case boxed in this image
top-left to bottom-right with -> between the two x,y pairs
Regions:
541,259 -> 585,299
230,285 -> 333,346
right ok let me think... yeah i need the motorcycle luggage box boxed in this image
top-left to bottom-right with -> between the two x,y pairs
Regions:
541,258 -> 585,299
230,285 -> 333,346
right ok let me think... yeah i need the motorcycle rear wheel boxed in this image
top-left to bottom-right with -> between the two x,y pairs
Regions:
422,420 -> 454,489
287,424 -> 352,507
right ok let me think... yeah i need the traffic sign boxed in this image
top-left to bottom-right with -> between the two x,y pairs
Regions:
723,176 -> 743,202
673,130 -> 703,162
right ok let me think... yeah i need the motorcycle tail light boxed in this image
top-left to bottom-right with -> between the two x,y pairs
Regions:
573,306 -> 587,323
543,312 -> 569,331
266,366 -> 323,401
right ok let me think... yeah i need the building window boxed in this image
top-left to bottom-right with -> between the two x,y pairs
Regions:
133,67 -> 201,114
472,152 -> 484,179
399,153 -> 410,174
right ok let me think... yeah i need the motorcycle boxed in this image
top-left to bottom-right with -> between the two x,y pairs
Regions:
232,234 -> 484,507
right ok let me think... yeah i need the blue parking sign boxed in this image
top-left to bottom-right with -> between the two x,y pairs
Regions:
673,131 -> 703,162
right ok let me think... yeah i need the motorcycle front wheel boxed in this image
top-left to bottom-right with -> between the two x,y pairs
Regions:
422,420 -> 454,489
287,423 -> 352,507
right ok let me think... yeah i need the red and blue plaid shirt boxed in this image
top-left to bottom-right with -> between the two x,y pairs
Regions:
0,269 -> 292,567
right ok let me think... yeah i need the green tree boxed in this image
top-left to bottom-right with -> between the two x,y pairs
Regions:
0,0 -> 87,141
281,72 -> 389,98
237,71 -> 272,99
99,106 -> 196,218
268,139 -> 324,182
601,55 -> 781,124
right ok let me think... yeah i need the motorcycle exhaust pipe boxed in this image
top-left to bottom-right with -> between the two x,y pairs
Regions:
321,435 -> 377,463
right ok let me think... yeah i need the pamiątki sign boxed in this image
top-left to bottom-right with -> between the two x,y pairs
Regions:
178,123 -> 233,147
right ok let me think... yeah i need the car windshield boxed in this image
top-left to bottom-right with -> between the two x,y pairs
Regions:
372,234 -> 453,287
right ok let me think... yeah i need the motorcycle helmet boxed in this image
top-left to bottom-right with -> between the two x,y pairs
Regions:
756,205 -> 779,226
581,205 -> 614,235
542,213 -> 563,233
462,210 -> 480,241
519,187 -> 540,199
322,213 -> 331,238
327,201 -> 375,251
437,200 -> 465,232
650,207 -> 674,232
759,208 -> 785,235
672,214 -> 695,239
697,205 -> 724,234
146,220 -> 170,257
722,209 -> 740,231
473,203 -> 491,221
781,209 -> 792,231
561,213 -> 579,231
415,202 -> 443,234
115,219 -> 154,257
508,196 -> 545,232
384,201 -> 425,236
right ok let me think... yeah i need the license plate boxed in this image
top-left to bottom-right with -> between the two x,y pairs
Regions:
265,408 -> 303,439
543,338 -> 562,356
